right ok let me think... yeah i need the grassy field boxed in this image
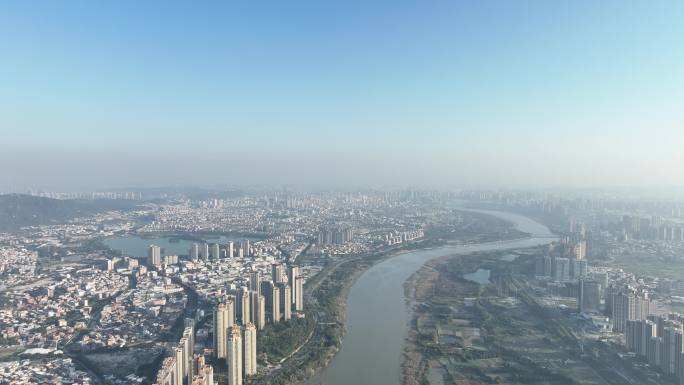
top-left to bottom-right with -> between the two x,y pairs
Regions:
610,252 -> 684,279
404,250 -> 650,385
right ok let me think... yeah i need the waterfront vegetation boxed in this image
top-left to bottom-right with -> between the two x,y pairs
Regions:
405,249 -> 660,385
404,249 -> 584,384
249,210 -> 534,385
425,210 -> 530,244
258,316 -> 316,362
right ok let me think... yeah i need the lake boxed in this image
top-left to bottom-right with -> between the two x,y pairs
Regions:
103,234 -> 259,260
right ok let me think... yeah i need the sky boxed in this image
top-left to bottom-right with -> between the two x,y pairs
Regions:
0,0 -> 682,191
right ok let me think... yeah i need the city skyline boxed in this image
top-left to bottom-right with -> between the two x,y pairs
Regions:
3,1 -> 684,384
3,187 -> 684,384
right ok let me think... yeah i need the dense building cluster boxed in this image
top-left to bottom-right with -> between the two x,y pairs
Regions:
626,314 -> 684,383
483,191 -> 684,385
0,246 -> 37,288
0,189 -> 437,383
535,255 -> 587,281
384,229 -> 424,246
0,267 -> 128,348
622,215 -> 684,242
212,264 -> 304,385
0,358 -> 92,384
78,272 -> 186,349
315,226 -> 354,246
153,321 -> 214,385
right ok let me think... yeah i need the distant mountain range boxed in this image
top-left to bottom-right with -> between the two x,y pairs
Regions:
0,194 -> 140,232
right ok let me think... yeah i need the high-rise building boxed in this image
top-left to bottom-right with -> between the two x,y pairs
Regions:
639,320 -> 656,357
604,285 -> 616,316
248,291 -> 258,326
210,243 -> 220,260
612,291 -> 631,333
248,291 -> 265,329
179,334 -> 192,381
287,265 -> 300,308
227,241 -> 234,258
542,255 -> 552,277
635,295 -> 655,321
574,241 -> 587,260
627,319 -> 640,352
238,289 -> 251,325
182,326 -> 194,378
190,243 -> 199,261
287,265 -> 299,283
654,314 -> 668,339
552,257 -> 570,281
648,336 -> 663,366
675,328 -> 684,380
191,355 -> 214,385
154,357 -> 176,385
661,326 -> 683,375
201,243 -> 209,260
627,319 -> 661,358
255,294 -> 266,330
270,284 -> 280,324
243,323 -> 257,376
154,328 -> 203,385
535,255 -> 556,277
279,284 -> 292,321
249,271 -> 261,297
272,264 -> 284,284
163,254 -> 179,265
227,325 -> 243,385
578,279 -> 600,313
316,226 -> 354,245
294,276 -> 304,312
612,290 -> 654,333
175,346 -> 185,385
214,300 -> 235,358
157,326 -> 195,385
241,240 -> 250,257
148,245 -> 162,267
569,259 -> 587,279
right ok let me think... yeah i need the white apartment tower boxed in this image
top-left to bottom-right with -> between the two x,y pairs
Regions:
227,325 -> 243,385
214,300 -> 235,358
243,323 -> 257,376
148,245 -> 161,267
227,241 -> 234,258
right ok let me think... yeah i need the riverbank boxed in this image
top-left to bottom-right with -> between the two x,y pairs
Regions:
402,250 -> 519,385
264,243 -> 431,385
126,230 -> 266,242
284,213 -> 549,385
100,232 -> 263,262
402,248 -> 633,385
309,210 -> 554,385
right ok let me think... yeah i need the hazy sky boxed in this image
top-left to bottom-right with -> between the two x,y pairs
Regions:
1,1 -> 682,191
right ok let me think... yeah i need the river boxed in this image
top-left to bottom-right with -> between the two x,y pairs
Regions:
312,209 -> 555,385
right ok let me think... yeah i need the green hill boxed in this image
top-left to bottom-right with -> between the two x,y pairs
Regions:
0,194 -> 139,232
